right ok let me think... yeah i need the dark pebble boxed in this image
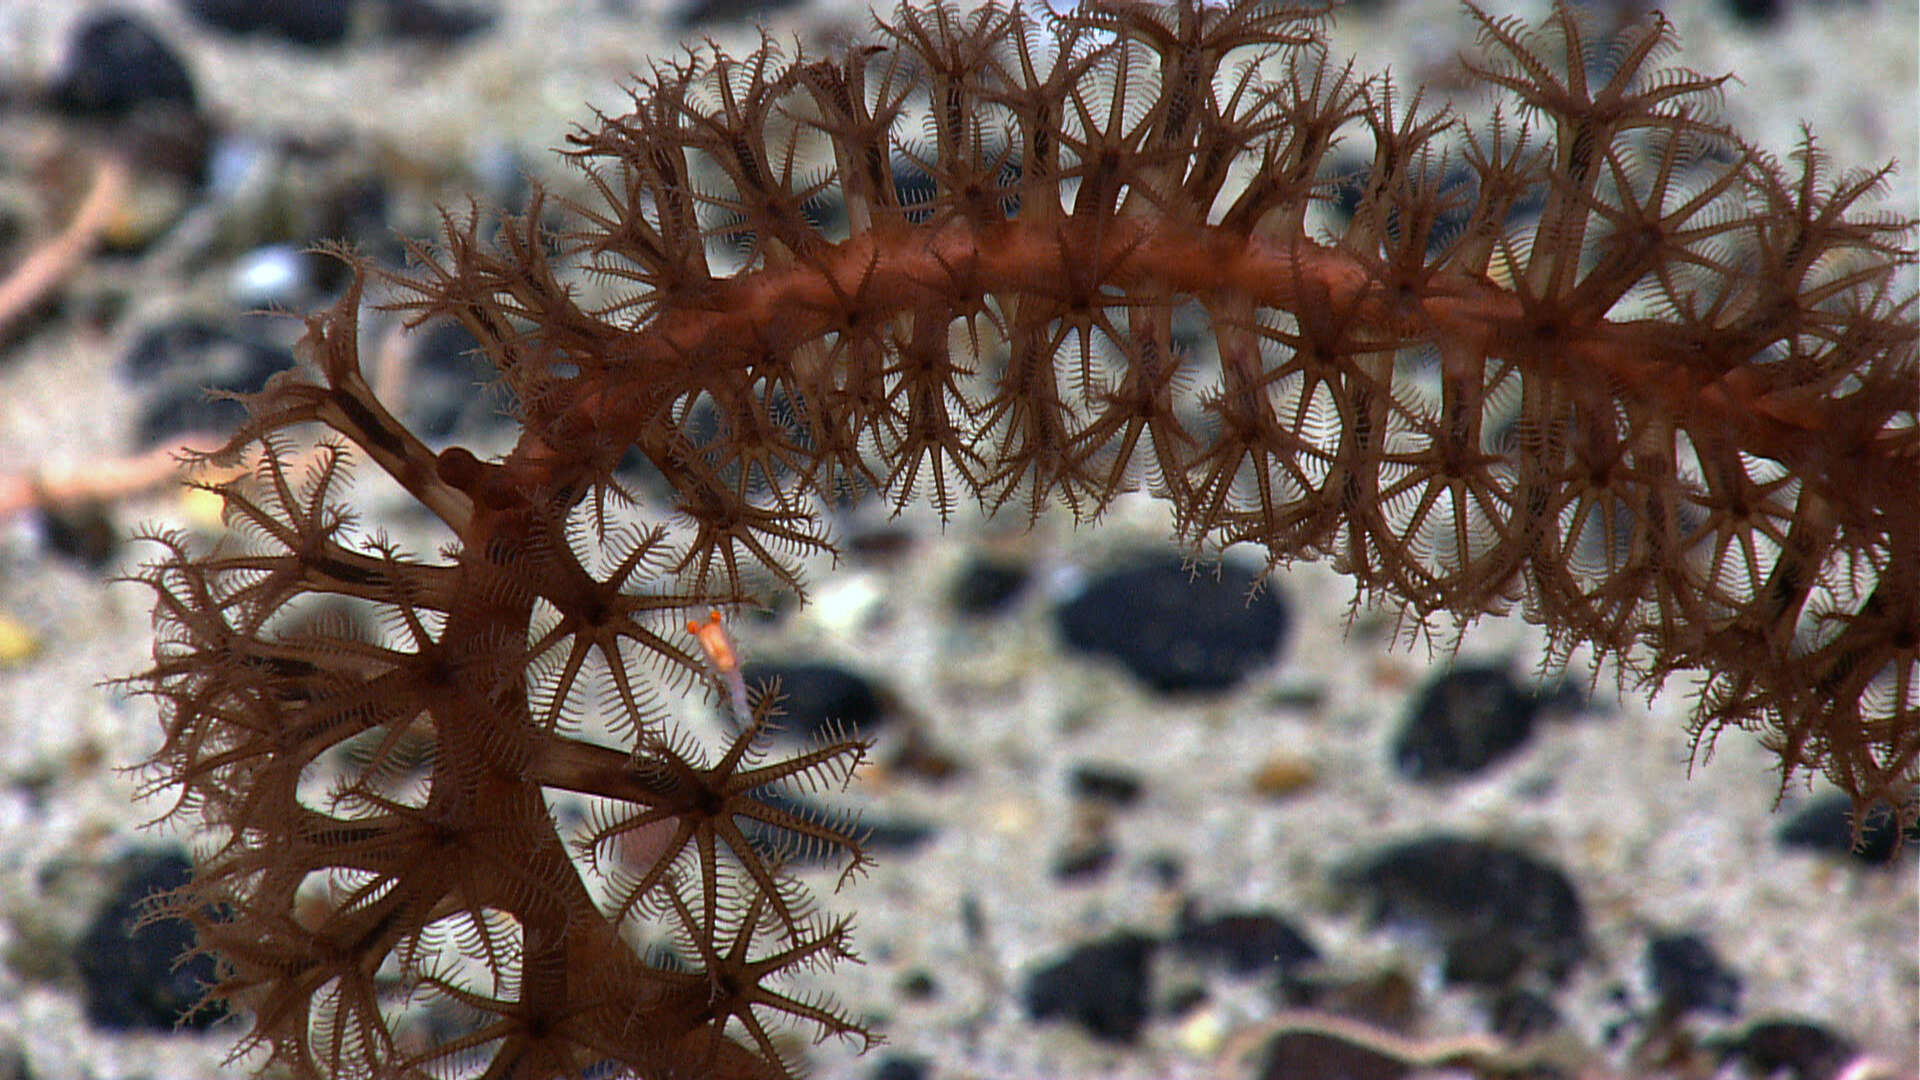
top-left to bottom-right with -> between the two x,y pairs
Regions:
949,556 -> 1029,616
1709,1019 -> 1856,1080
1775,792 -> 1918,865
674,0 -> 806,30
1055,557 -> 1288,693
1050,836 -> 1117,882
1646,931 -> 1742,1019
1163,983 -> 1209,1017
73,850 -> 223,1032
1022,932 -> 1157,1043
1068,763 -> 1144,808
185,0 -> 495,46
857,813 -> 939,853
845,524 -> 916,560
1337,834 -> 1588,984
884,730 -> 967,784
36,502 -> 119,570
50,12 -> 196,116
1391,662 -> 1546,780
382,0 -> 497,43
870,1054 -> 931,1080
1171,904 -> 1318,976
122,318 -> 240,380
739,660 -> 885,741
185,0 -> 352,45
896,970 -> 937,1000
1142,851 -> 1184,887
1722,0 -> 1784,27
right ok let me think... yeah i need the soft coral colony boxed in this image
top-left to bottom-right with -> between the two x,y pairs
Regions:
126,0 -> 1916,1076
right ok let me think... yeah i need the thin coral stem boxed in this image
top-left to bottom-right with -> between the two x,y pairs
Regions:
510,216 -> 1907,514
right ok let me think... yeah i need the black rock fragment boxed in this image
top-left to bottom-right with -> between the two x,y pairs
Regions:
51,13 -> 196,116
1023,932 -> 1157,1043
738,660 -> 885,741
1391,662 -> 1562,780
1775,792 -> 1919,865
73,850 -> 224,1032
1709,1019 -> 1857,1080
1055,557 -> 1288,694
1646,931 -> 1742,1019
1337,834 -> 1588,985
949,557 -> 1029,616
1171,905 -> 1318,977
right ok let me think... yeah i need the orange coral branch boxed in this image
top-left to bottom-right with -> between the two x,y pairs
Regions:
0,153 -> 128,344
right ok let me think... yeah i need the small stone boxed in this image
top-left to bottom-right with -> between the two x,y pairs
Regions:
846,524 -> 916,560
35,502 -> 118,570
1391,662 -> 1543,781
1171,905 -> 1318,976
1051,835 -> 1117,883
674,0 -> 807,30
1710,1019 -> 1855,1080
1442,929 -> 1529,987
186,0 -> 495,47
1646,931 -> 1742,1019
870,1054 -> 931,1080
185,0 -> 352,45
896,971 -> 937,1000
50,13 -> 196,117
73,850 -> 224,1032
1023,932 -> 1157,1043
858,814 -> 939,853
381,0 -> 496,43
1722,0 -> 1783,27
1068,763 -> 1144,808
949,556 -> 1029,615
739,661 -> 885,741
1055,557 -> 1288,694
1337,834 -> 1588,985
1775,792 -> 1918,865
1142,852 -> 1184,887
1280,968 -> 1420,1032
1250,751 -> 1317,798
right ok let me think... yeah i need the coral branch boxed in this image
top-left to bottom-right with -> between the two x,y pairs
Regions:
126,2 -> 1916,1077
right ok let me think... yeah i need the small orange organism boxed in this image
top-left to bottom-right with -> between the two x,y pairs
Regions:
690,608 -> 753,724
